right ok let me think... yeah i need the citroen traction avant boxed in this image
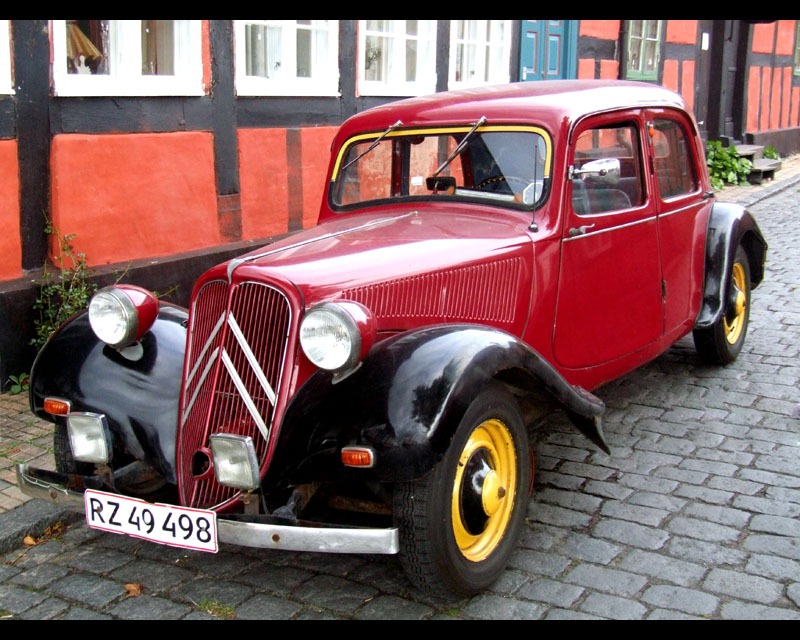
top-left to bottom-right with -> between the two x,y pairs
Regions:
18,80 -> 766,598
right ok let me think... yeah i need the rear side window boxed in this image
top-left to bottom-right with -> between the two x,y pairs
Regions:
652,118 -> 698,198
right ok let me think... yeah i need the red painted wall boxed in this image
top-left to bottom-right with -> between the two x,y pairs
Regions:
747,66 -> 761,133
680,61 -> 695,113
666,20 -> 697,45
752,22 -> 775,54
775,20 -> 795,56
238,126 -> 338,240
0,140 -> 21,280
300,127 -> 338,229
50,132 -> 220,268
579,20 -> 620,40
663,59 -> 679,93
746,20 -> 799,134
238,128 -> 290,241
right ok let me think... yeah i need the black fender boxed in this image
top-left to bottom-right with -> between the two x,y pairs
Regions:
265,324 -> 607,489
29,304 -> 188,484
695,201 -> 767,329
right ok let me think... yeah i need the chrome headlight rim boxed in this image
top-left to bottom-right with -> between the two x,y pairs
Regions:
299,302 -> 363,372
88,287 -> 140,348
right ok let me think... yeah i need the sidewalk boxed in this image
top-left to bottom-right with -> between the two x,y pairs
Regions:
2,154 -> 800,529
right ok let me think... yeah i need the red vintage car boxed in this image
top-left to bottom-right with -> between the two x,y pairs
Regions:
18,80 -> 766,598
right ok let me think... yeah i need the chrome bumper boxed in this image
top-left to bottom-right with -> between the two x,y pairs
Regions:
16,464 -> 399,555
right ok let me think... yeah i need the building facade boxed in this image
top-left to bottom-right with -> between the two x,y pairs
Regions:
1,19 -> 798,383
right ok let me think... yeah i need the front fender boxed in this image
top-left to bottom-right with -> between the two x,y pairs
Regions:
695,201 -> 767,329
29,304 -> 188,483
267,325 -> 607,488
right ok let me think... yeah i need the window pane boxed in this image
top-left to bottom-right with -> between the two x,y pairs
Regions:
246,24 -> 282,78
66,20 -> 109,75
406,39 -> 417,82
653,119 -> 697,198
142,20 -> 175,75
366,20 -> 391,32
365,35 -> 391,81
573,123 -> 644,214
644,40 -> 658,72
297,28 -> 311,77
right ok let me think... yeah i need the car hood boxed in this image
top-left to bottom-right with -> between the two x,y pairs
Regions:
226,205 -> 534,330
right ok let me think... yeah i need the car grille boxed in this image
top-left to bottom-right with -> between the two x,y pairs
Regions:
177,279 -> 292,509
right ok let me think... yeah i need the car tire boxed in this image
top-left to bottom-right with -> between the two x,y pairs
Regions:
393,383 -> 531,599
693,244 -> 751,365
54,421 -> 95,475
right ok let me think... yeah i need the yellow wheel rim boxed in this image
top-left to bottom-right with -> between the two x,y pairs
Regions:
451,419 -> 517,562
724,262 -> 747,345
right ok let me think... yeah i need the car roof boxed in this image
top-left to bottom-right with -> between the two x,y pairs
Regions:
337,80 -> 688,139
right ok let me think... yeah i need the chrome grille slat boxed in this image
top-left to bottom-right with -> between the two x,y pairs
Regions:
177,280 -> 293,509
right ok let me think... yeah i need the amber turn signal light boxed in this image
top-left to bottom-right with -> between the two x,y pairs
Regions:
43,397 -> 71,416
341,446 -> 375,468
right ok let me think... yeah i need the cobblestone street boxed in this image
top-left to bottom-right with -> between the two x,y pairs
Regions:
1,169 -> 799,619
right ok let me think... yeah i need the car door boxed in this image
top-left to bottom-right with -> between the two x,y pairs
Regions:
553,110 -> 663,370
646,109 -> 711,339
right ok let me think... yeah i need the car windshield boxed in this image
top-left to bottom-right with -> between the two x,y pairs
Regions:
330,126 -> 551,211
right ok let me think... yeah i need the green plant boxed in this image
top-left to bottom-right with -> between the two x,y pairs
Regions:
763,145 -> 779,160
6,372 -> 29,394
195,599 -> 236,619
706,141 -> 752,191
30,218 -> 97,350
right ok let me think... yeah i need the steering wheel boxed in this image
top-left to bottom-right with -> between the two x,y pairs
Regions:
476,175 -> 530,193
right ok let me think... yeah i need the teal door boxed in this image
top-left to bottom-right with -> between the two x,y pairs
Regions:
519,20 -> 577,81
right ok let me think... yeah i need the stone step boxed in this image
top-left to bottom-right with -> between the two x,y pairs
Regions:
734,144 -> 765,161
747,157 -> 782,184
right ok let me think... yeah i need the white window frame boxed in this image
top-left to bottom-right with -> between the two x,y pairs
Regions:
448,20 -> 512,89
233,20 -> 339,96
52,20 -> 204,97
0,20 -> 12,95
357,20 -> 437,97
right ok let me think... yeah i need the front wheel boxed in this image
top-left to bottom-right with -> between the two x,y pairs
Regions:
693,244 -> 751,365
393,383 -> 532,598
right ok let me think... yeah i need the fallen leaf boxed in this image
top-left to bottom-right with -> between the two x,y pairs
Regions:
22,535 -> 38,546
124,583 -> 143,597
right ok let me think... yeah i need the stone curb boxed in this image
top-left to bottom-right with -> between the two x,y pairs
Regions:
0,498 -> 82,555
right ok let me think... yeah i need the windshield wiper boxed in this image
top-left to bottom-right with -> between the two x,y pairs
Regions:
432,116 -> 487,177
341,120 -> 403,172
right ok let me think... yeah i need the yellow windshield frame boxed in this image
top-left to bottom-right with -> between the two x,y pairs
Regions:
330,124 -> 553,183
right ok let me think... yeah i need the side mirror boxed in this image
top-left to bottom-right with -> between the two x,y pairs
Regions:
571,158 -> 621,185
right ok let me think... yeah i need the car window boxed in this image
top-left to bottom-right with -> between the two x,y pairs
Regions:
652,118 -> 698,198
332,127 -> 550,211
572,122 -> 645,215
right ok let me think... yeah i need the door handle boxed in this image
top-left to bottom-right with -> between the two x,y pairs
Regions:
568,224 -> 595,237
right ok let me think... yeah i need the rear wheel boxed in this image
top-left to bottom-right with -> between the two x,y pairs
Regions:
393,383 -> 531,598
693,245 -> 751,365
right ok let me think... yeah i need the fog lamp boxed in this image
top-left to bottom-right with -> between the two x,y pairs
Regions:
209,434 -> 260,491
67,413 -> 112,464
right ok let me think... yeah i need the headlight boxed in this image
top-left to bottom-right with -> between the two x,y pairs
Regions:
299,301 -> 376,372
88,285 -> 158,348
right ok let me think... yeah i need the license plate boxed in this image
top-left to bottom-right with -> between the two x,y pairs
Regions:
84,489 -> 218,553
